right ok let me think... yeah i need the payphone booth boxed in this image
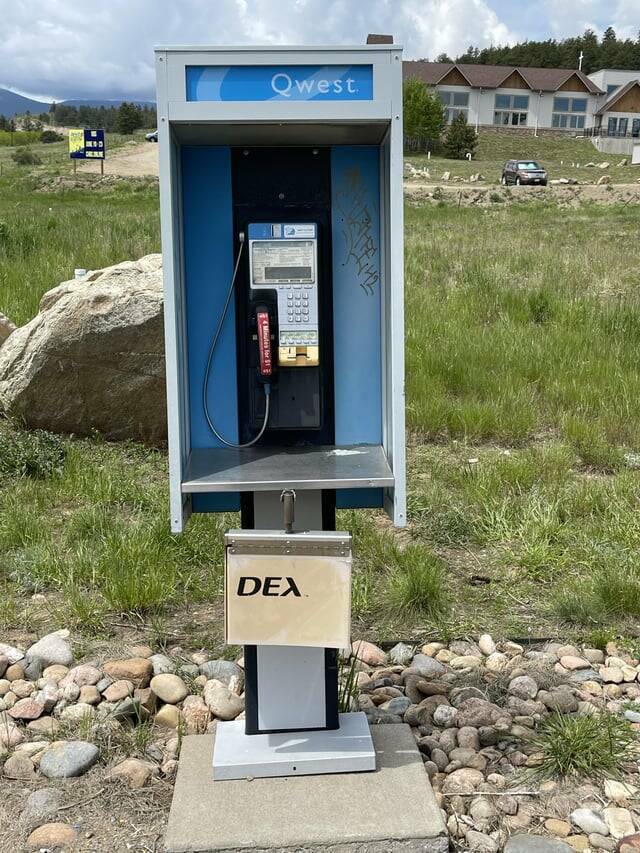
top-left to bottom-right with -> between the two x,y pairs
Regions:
156,43 -> 405,779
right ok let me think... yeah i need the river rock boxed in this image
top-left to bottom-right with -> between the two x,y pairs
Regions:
604,780 -> 637,803
433,704 -> 458,727
155,703 -> 182,728
404,654 -> 446,679
3,752 -> 37,780
103,657 -> 152,688
27,716 -> 60,736
59,664 -> 102,688
103,679 -> 134,702
0,643 -> 24,664
203,679 -> 244,720
560,656 -> 591,671
0,724 -> 24,748
150,673 -> 189,704
466,830 -> 499,852
509,675 -> 538,700
198,660 -> 244,692
0,254 -> 166,442
8,697 -> 44,721
478,634 -> 496,656
456,697 -> 511,728
442,767 -> 485,795
604,807 -> 634,839
108,757 -> 153,789
571,808 -> 608,836
388,642 -> 414,666
27,822 -> 77,850
26,630 -> 73,667
149,653 -> 174,675
19,788 -> 63,834
505,835 -> 574,853
39,740 -> 99,778
485,652 -> 508,672
352,640 -> 387,667
182,695 -> 211,733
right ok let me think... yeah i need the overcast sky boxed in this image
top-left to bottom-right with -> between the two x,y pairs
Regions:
0,0 -> 637,102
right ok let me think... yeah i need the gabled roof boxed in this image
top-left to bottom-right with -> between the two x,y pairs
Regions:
595,79 -> 640,115
403,61 -> 604,94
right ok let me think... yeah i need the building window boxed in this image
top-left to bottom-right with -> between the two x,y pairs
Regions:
493,94 -> 529,126
438,90 -> 469,123
607,84 -> 619,95
552,96 -> 587,129
608,117 -> 629,136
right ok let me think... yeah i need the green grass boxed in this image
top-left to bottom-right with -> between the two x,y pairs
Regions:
406,202 -> 640,449
0,173 -> 159,324
408,128 -> 635,185
528,712 -> 637,781
3,154 -> 640,642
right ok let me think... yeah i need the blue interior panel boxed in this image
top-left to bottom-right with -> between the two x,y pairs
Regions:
331,146 -> 383,509
182,146 -> 240,512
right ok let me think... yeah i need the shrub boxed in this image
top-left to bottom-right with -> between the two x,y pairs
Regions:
403,78 -> 446,149
388,544 -> 448,618
444,113 -> 478,160
528,712 -> 637,780
11,147 -> 41,166
0,426 -> 66,479
40,130 -> 63,143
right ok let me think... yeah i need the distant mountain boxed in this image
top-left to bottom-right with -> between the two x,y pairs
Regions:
0,88 -> 156,117
0,89 -> 48,117
62,98 -> 155,108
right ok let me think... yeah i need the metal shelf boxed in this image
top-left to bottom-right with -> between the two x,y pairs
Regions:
182,444 -> 393,493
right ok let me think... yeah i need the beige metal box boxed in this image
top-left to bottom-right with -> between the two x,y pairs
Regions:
224,530 -> 352,648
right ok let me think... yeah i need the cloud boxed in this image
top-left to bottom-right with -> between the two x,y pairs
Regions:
0,0 -> 520,100
612,0 -> 640,39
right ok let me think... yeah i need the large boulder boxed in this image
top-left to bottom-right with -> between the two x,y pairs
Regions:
0,255 -> 166,443
0,311 -> 16,346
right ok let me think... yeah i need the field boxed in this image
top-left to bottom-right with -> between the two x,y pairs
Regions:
1,132 -> 640,658
408,130 -> 638,185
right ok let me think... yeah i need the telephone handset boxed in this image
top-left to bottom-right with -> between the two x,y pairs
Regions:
248,223 -> 320,368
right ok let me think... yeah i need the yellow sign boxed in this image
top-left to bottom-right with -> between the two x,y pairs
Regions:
225,552 -> 351,649
68,129 -> 84,156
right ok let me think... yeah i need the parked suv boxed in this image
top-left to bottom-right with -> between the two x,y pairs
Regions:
501,159 -> 547,186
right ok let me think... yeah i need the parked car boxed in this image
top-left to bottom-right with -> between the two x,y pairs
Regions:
145,130 -> 158,142
501,159 -> 547,186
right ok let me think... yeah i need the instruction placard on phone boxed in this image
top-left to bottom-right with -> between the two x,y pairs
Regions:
225,552 -> 351,648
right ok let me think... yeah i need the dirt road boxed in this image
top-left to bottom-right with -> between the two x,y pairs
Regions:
77,140 -> 159,177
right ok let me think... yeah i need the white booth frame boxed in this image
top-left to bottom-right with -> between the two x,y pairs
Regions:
155,45 -> 405,532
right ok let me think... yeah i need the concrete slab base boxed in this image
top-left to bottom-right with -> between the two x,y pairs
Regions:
164,723 -> 448,853
213,712 -> 376,780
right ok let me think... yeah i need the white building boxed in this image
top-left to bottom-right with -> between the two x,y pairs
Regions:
403,61 -> 640,138
588,70 -> 640,137
404,62 -> 604,134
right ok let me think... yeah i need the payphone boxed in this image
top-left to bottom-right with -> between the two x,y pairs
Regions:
156,43 -> 406,783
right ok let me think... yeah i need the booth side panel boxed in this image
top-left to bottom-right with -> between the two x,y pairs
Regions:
331,146 -> 383,511
181,145 -> 241,513
386,57 -> 407,527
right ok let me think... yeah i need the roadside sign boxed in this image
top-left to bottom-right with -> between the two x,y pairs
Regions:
69,128 -> 106,160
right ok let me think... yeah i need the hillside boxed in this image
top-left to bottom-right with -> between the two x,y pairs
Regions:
0,87 -> 156,118
0,89 -> 48,117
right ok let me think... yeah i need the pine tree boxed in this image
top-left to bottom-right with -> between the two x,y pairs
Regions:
116,102 -> 143,134
443,113 -> 478,160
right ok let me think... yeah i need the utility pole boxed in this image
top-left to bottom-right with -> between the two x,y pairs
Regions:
578,50 -> 584,70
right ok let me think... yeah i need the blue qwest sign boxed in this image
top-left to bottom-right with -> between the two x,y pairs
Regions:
186,65 -> 373,102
